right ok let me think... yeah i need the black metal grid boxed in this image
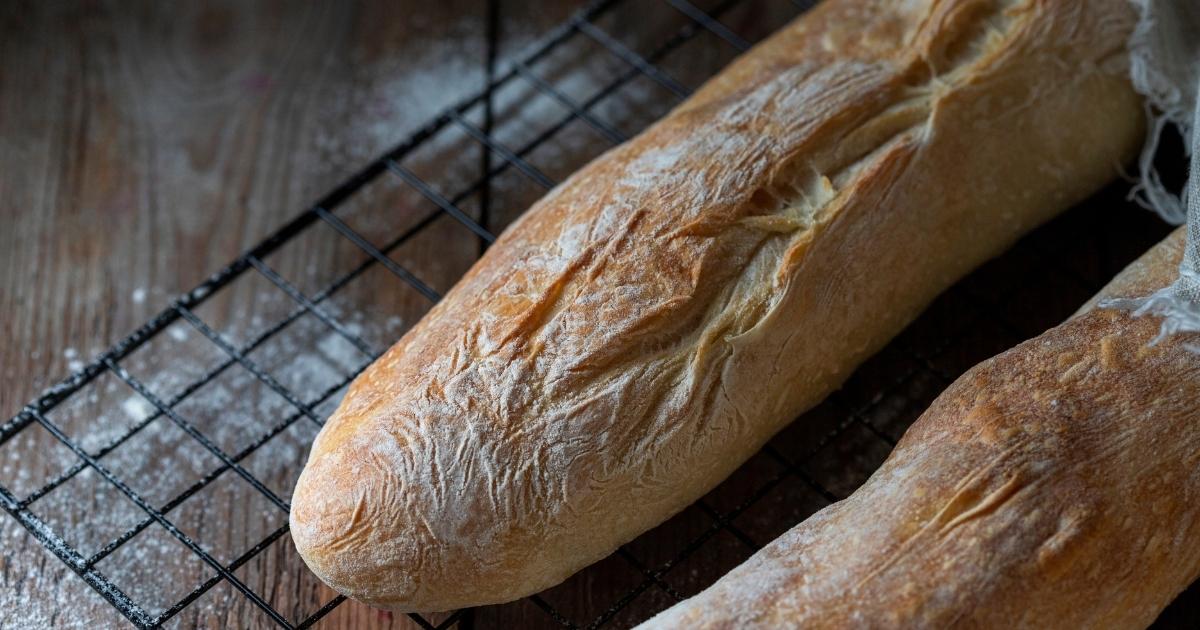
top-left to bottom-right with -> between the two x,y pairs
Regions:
0,0 -> 1194,628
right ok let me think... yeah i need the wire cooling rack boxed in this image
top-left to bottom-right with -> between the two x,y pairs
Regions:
1,0 -> 1196,628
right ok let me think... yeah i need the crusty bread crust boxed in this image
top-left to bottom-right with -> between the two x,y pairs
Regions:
290,0 -> 1143,612
641,228 -> 1197,629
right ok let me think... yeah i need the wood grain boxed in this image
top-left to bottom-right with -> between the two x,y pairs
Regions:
0,1 -> 566,627
1,1 -> 1196,629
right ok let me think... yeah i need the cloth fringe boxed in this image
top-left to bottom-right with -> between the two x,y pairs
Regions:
1101,0 -> 1200,342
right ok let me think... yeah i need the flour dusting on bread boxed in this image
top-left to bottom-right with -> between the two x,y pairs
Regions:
291,0 -> 1143,612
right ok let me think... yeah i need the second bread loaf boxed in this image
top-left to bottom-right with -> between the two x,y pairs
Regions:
639,229 -> 1198,630
291,0 -> 1144,612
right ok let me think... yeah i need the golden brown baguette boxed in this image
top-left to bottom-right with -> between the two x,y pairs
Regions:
640,229 -> 1199,629
289,0 -> 1144,612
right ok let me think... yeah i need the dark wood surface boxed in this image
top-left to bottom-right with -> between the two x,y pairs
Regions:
2,1 -> 1198,629
0,1 -> 577,627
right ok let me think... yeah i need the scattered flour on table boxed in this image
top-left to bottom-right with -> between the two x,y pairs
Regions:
121,396 -> 155,422
3,295 -> 380,621
63,348 -> 84,372
2,8 -> 669,624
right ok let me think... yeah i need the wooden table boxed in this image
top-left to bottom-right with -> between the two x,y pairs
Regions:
0,2 -> 578,626
2,1 -> 1197,629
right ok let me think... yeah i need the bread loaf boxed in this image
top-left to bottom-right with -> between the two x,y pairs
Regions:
640,229 -> 1199,629
290,0 -> 1144,612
